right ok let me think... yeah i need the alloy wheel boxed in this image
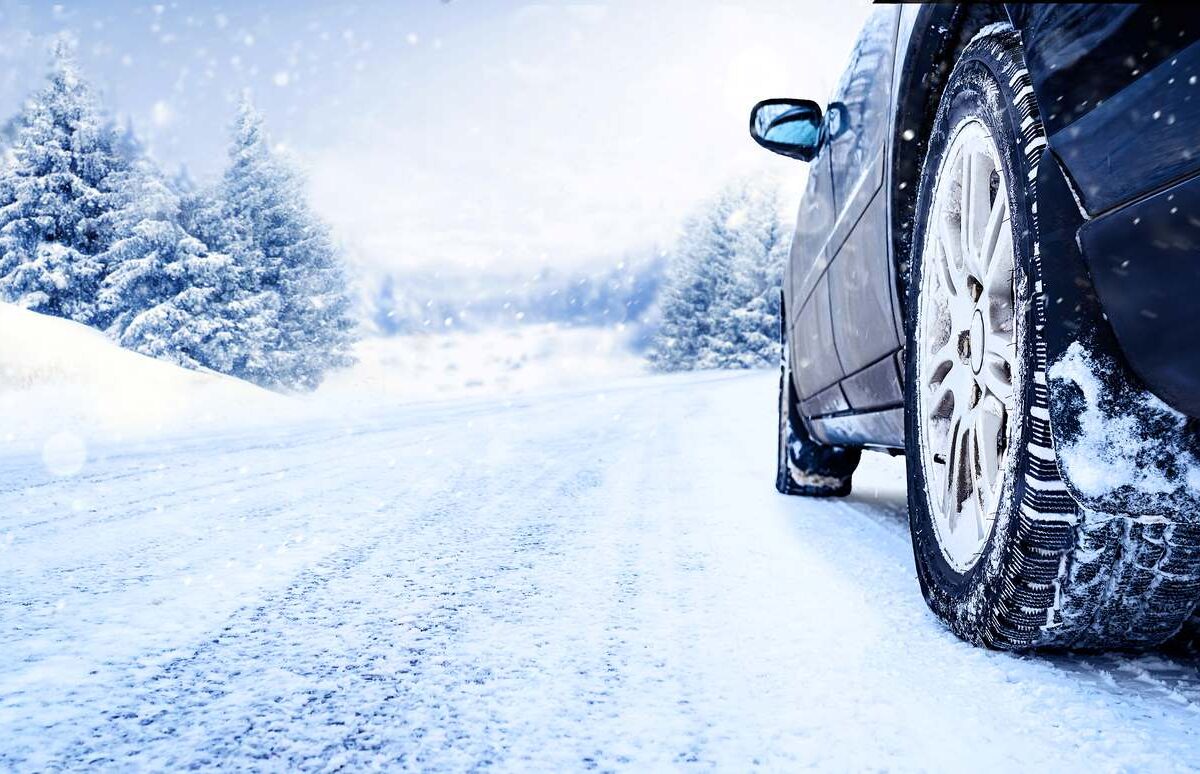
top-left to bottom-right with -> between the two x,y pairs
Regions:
916,118 -> 1018,573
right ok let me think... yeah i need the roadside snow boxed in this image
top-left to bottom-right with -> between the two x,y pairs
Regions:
0,303 -> 280,445
0,306 -> 651,488
1,371 -> 1198,770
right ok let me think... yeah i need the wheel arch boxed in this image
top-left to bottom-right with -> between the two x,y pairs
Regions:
890,12 -> 1200,520
888,4 -> 1014,311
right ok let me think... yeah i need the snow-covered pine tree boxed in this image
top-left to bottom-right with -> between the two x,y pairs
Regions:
649,175 -> 791,371
0,40 -> 132,324
169,163 -> 197,197
111,115 -> 145,167
181,183 -> 282,380
97,161 -> 255,375
210,96 -> 355,391
650,182 -> 747,371
719,179 -> 789,369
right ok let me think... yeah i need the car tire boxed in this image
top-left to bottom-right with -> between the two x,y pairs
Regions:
904,26 -> 1200,650
776,305 -> 861,497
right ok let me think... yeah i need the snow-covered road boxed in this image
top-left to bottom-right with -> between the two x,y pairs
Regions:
2,372 -> 1199,770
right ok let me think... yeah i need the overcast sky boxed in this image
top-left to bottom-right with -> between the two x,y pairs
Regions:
0,1 -> 875,273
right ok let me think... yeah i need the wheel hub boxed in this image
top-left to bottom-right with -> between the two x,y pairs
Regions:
915,118 -> 1018,573
969,311 -> 985,375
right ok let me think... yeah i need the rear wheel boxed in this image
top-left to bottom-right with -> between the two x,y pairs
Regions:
776,310 -> 860,497
905,27 -> 1200,649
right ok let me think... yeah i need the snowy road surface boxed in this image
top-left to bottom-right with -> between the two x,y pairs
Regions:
2,372 -> 1200,771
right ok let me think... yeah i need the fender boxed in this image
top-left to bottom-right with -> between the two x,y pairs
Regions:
1036,152 -> 1200,519
889,5 -> 1200,516
1010,7 -> 1200,519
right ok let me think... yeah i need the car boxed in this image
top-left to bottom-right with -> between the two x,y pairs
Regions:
750,4 -> 1200,650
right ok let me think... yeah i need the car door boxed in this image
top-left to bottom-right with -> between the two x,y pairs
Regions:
823,7 -> 905,411
787,135 -> 847,418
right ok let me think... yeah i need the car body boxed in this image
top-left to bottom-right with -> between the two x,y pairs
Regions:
771,4 -> 1200,516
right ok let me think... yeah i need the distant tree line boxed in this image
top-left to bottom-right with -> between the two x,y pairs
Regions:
0,41 -> 355,391
358,173 -> 790,373
649,176 -> 789,371
362,252 -> 666,345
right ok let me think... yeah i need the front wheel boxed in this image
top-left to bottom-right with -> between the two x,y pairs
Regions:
905,27 -> 1200,650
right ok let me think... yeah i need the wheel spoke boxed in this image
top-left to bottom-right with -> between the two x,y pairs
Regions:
937,215 -> 965,299
943,414 -> 964,527
947,414 -> 974,533
974,399 -> 1004,497
982,224 -> 1014,299
960,148 -> 991,282
970,474 -> 988,542
980,193 -> 1008,280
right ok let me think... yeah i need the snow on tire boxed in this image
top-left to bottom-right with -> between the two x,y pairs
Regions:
904,26 -> 1200,650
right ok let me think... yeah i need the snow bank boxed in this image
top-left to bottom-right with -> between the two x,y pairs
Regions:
0,303 -> 280,445
0,306 -> 648,463
0,300 -> 656,479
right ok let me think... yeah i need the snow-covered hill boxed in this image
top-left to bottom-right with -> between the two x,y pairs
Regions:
0,303 -> 278,447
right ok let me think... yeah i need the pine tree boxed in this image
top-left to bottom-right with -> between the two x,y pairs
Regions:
0,41 -> 131,324
180,184 -> 282,379
169,163 -> 197,197
650,175 -> 790,372
97,166 -> 253,374
720,179 -> 789,368
0,115 -> 17,173
650,182 -> 740,371
209,96 -> 355,391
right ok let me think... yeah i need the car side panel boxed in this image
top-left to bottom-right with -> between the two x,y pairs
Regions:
840,353 -> 903,411
785,6 -> 910,445
801,382 -> 850,420
789,151 -> 837,315
828,8 -> 899,215
792,274 -> 841,400
787,144 -> 843,401
824,7 -> 905,416
815,407 -> 905,449
828,187 -> 902,383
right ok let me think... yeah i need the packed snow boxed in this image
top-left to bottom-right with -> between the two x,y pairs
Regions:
2,369 -> 1199,770
1050,340 -> 1200,512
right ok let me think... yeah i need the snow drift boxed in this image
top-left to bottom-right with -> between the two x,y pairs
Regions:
0,302 -> 278,444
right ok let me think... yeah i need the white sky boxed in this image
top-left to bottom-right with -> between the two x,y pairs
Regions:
0,1 -> 875,272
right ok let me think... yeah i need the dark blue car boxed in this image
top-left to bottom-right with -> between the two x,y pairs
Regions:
751,4 -> 1200,650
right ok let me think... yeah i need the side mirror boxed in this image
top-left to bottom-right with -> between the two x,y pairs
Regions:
749,98 -> 824,162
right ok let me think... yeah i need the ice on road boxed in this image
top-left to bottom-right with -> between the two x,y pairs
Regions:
2,372 -> 1199,770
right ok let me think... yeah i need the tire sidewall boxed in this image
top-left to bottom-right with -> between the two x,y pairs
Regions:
904,33 -> 1040,639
